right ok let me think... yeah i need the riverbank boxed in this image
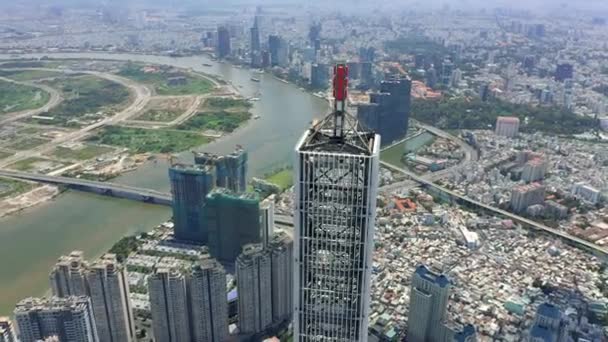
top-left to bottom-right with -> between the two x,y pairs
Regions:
0,185 -> 60,218
0,52 -> 327,315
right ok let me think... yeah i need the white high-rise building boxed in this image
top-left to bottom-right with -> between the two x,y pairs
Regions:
0,317 -> 16,342
148,267 -> 191,342
236,244 -> 272,335
188,257 -> 229,342
407,265 -> 452,342
14,296 -> 99,342
495,116 -> 520,138
293,64 -> 380,341
87,254 -> 135,342
49,250 -> 88,297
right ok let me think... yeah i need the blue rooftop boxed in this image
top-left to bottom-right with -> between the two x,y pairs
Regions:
415,265 -> 450,288
537,303 -> 561,320
454,324 -> 476,341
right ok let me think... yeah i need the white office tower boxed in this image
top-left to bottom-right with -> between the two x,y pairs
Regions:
148,268 -> 191,342
49,250 -> 88,297
407,265 -> 451,342
188,257 -> 229,342
293,64 -> 381,341
236,244 -> 273,335
0,317 -> 16,342
14,296 -> 99,342
269,231 -> 294,322
87,254 -> 135,342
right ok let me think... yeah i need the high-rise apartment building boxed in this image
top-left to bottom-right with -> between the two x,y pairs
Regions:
357,77 -> 412,145
407,265 -> 451,342
188,257 -> 229,342
236,244 -> 273,335
0,317 -> 16,342
269,232 -> 293,323
204,188 -> 261,263
194,148 -> 248,193
311,63 -> 329,89
49,250 -> 88,298
14,296 -> 98,342
87,254 -> 135,342
149,257 -> 229,342
217,26 -> 231,59
511,183 -> 546,213
169,163 -> 215,243
148,267 -> 191,342
293,64 -> 380,341
48,252 -> 134,342
260,195 -> 276,247
495,116 -> 520,138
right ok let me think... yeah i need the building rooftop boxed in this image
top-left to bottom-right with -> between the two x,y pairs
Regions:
415,264 -> 450,288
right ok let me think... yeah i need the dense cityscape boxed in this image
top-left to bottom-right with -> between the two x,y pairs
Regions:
0,0 -> 607,341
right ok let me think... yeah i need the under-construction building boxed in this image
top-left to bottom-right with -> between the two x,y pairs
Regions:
293,64 -> 381,341
194,148 -> 248,193
203,188 -> 261,263
169,164 -> 215,244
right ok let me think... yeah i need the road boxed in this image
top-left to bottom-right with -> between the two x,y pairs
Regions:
0,68 -> 152,169
0,76 -> 63,126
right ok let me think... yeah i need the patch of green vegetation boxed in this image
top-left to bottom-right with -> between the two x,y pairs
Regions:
265,168 -> 293,190
0,177 -> 35,199
0,69 -> 63,81
7,157 -> 52,171
0,61 -> 46,68
177,111 -> 251,133
17,126 -> 41,135
39,75 -> 130,126
118,63 -> 214,96
5,137 -> 50,151
49,144 -> 114,161
88,126 -> 212,153
109,235 -> 143,262
0,80 -> 50,114
205,97 -> 252,110
412,97 -> 597,135
136,109 -> 183,122
0,151 -> 13,159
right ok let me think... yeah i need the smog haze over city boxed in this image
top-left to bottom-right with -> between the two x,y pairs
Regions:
0,0 -> 607,341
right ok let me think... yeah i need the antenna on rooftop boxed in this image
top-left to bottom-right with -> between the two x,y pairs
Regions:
332,64 -> 348,140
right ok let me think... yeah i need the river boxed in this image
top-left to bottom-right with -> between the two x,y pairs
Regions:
0,53 -> 328,315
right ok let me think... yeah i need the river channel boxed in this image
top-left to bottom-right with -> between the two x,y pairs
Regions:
0,52 -> 328,314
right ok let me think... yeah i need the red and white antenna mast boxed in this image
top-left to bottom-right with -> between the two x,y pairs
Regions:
332,64 -> 348,139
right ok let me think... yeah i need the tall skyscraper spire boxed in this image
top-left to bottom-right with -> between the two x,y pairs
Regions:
293,64 -> 381,341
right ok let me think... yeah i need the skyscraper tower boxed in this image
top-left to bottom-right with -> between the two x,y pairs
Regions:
169,163 -> 215,243
188,257 -> 229,342
293,64 -> 381,341
49,250 -> 88,298
217,26 -> 231,59
407,265 -> 451,342
236,244 -> 273,335
86,254 -> 135,342
14,296 -> 99,342
148,267 -> 191,342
